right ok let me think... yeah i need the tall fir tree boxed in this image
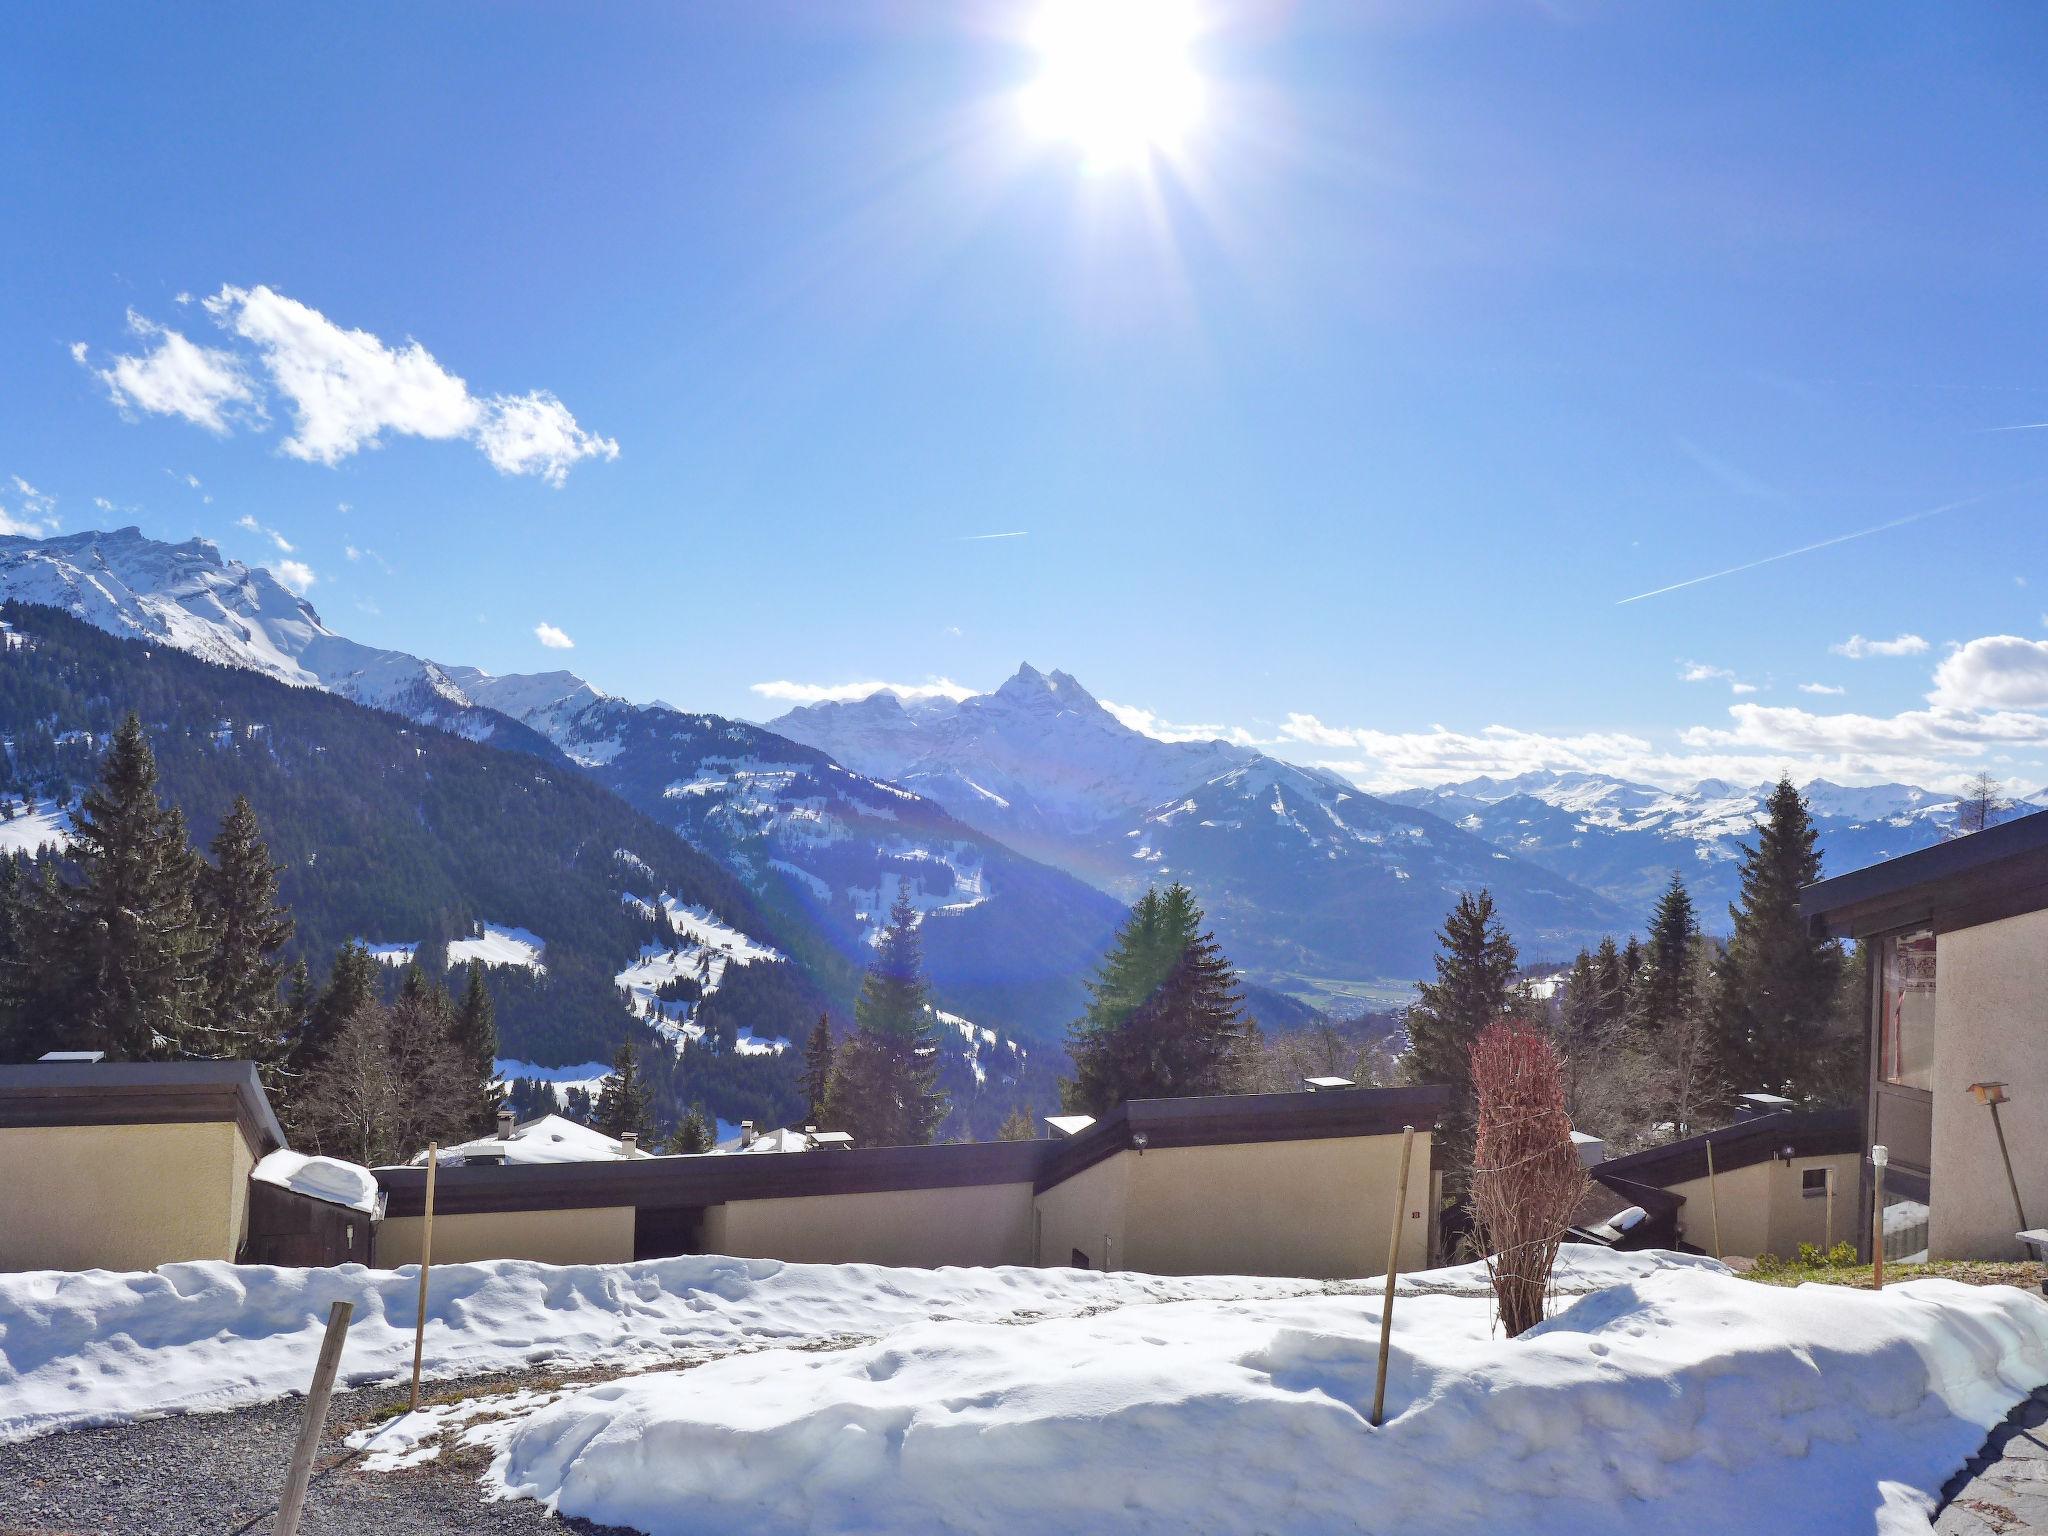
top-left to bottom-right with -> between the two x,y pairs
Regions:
192,795 -> 294,1060
43,715 -> 204,1058
801,1012 -> 835,1123
996,1104 -> 1038,1141
294,941 -> 379,1081
1591,936 -> 1629,1038
452,960 -> 502,1135
1402,889 -> 1519,1195
668,1103 -> 715,1155
823,891 -> 947,1146
1061,883 -> 1248,1115
1632,872 -> 1700,1040
595,1039 -> 655,1141
1710,776 -> 1844,1100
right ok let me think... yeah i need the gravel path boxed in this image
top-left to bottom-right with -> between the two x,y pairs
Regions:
0,1366 -> 640,1536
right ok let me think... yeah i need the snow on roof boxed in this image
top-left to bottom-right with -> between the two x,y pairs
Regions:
252,1150 -> 382,1216
418,1114 -> 651,1166
1045,1114 -> 1095,1138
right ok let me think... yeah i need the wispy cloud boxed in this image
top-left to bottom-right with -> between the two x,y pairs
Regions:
269,559 -> 316,595
1618,496 -> 1984,604
1799,682 -> 1847,696
0,477 -> 59,537
534,622 -> 576,650
750,678 -> 978,706
1100,701 -> 1261,747
1678,661 -> 1757,694
1831,633 -> 1928,659
236,514 -> 294,553
83,286 -> 618,487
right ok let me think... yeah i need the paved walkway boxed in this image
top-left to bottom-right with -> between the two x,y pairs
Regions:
1940,1388 -> 2048,1534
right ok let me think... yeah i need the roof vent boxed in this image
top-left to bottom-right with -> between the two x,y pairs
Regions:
38,1050 -> 105,1064
496,1108 -> 516,1141
1736,1092 -> 1797,1120
1303,1075 -> 1356,1092
620,1131 -> 638,1157
740,1119 -> 755,1147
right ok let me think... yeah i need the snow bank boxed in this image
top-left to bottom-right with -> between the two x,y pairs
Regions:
0,1255 -> 1318,1444
494,1267 -> 2048,1536
251,1150 -> 381,1215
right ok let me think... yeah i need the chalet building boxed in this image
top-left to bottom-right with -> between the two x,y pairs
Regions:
1571,1108 -> 1864,1259
1800,809 -> 2048,1261
0,1055 -> 1449,1281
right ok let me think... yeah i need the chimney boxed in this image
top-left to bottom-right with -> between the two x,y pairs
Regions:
497,1108 -> 516,1141
620,1131 -> 638,1157
804,1125 -> 817,1135
740,1119 -> 755,1148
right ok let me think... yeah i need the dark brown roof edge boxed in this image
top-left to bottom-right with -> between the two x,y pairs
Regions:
1592,1109 -> 1860,1190
0,1060 -> 286,1159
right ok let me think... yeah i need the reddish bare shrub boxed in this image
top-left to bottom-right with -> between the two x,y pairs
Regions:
1470,1019 -> 1587,1338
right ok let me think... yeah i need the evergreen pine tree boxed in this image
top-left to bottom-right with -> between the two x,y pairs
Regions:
1591,937 -> 1628,1038
823,891 -> 947,1146
295,941 -> 378,1080
1710,776 -> 1844,1099
801,1012 -> 835,1123
452,960 -> 502,1135
43,715 -> 203,1058
1632,873 -> 1699,1040
1061,883 -> 1248,1115
995,1104 -> 1037,1142
595,1039 -> 655,1140
1401,889 -> 1519,1195
192,795 -> 294,1060
668,1104 -> 714,1154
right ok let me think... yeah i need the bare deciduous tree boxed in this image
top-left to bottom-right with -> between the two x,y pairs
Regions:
1470,1019 -> 1587,1338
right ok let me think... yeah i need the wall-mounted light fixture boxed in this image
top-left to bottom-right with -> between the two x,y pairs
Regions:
1130,1131 -> 1149,1155
1776,1145 -> 1797,1166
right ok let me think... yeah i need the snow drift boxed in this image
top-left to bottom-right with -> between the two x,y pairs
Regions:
490,1263 -> 2048,1536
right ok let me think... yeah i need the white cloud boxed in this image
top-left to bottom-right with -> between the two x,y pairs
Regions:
85,310 -> 260,434
269,560 -> 316,595
750,678 -> 978,706
1281,717 -> 1660,788
1679,661 -> 1757,694
534,622 -> 576,650
1928,635 -> 2048,711
236,514 -> 294,553
0,477 -> 58,537
1680,700 -> 2048,757
1831,633 -> 1929,659
472,390 -> 619,487
1101,700 -> 1260,747
1799,682 -> 1847,696
86,287 -> 616,486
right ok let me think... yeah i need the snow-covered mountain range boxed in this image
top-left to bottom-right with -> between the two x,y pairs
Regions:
1384,770 -> 2048,923
773,668 -> 1630,1002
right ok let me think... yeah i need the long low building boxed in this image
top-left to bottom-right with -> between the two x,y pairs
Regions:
0,1057 -> 1449,1280
377,1086 -> 1450,1277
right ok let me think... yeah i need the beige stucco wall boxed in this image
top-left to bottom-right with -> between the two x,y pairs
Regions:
0,1120 -> 253,1273
1117,1132 -> 1433,1279
1032,1150 -> 1130,1270
1929,909 -> 2048,1259
1666,1152 -> 1863,1260
703,1183 -> 1036,1269
377,1206 -> 635,1267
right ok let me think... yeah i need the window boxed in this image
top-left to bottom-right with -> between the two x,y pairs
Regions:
1801,1168 -> 1829,1198
1878,929 -> 1936,1091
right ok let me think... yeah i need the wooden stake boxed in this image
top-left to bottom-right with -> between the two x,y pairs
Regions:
1370,1125 -> 1417,1429
274,1299 -> 353,1536
409,1143 -> 438,1411
1704,1137 -> 1723,1262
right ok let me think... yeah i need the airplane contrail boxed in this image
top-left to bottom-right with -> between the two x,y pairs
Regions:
957,530 -> 1027,541
1617,495 -> 1985,605
1980,421 -> 2048,433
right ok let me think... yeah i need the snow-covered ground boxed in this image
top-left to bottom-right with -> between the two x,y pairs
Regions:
3,1249 -> 2042,1535
360,940 -> 417,967
0,797 -> 73,855
615,893 -> 788,1055
448,922 -> 547,975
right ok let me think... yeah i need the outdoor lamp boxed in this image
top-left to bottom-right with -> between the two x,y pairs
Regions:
1131,1131 -> 1149,1154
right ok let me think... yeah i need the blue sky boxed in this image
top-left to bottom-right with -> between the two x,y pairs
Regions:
5,2 -> 2047,792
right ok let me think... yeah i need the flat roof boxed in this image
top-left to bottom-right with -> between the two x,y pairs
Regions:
0,1059 -> 286,1158
379,1083 -> 1452,1219
1799,809 -> 2048,939
1591,1108 -> 1859,1193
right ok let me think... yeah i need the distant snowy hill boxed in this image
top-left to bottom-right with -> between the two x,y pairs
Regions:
0,528 -> 1122,1057
1384,770 -> 2048,926
775,667 -> 1630,1004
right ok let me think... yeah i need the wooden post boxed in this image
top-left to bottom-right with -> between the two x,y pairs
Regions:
1824,1165 -> 1836,1252
1871,1145 -> 1888,1291
1704,1137 -> 1723,1262
409,1143 -> 438,1411
273,1299 -> 353,1536
1369,1125 -> 1417,1429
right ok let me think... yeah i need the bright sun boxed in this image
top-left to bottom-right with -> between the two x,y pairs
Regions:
1021,0 -> 1205,172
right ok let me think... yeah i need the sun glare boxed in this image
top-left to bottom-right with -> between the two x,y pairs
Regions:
1021,0 -> 1205,172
